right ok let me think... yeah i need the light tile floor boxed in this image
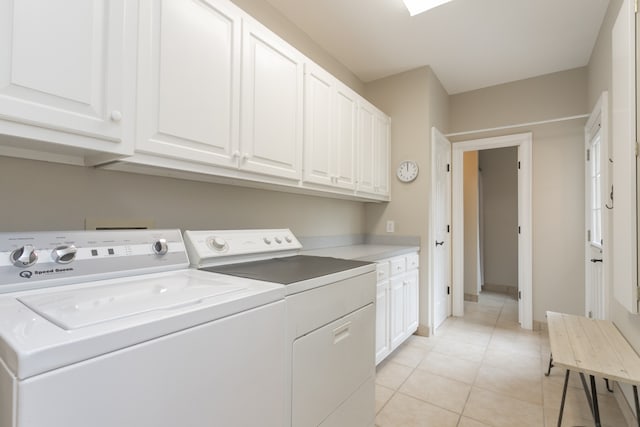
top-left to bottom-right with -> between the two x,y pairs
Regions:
374,291 -> 629,427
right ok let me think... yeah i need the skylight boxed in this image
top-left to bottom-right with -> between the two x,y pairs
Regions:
402,0 -> 455,16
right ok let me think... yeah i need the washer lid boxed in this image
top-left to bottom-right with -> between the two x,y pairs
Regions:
18,275 -> 247,330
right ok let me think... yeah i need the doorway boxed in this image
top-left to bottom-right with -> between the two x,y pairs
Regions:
465,148 -> 519,302
451,133 -> 533,330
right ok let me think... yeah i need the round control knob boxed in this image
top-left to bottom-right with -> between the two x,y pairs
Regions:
208,237 -> 228,251
52,245 -> 77,264
274,236 -> 283,244
110,110 -> 123,122
263,237 -> 272,245
285,235 -> 293,243
152,239 -> 168,255
10,245 -> 38,268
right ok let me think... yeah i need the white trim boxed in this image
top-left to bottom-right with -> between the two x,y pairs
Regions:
445,114 -> 589,138
452,133 -> 533,330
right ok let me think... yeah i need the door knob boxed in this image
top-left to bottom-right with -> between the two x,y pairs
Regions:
435,241 -> 444,247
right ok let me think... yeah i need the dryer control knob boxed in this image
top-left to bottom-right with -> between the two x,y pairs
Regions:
209,237 -> 228,251
263,237 -> 272,245
52,245 -> 77,264
274,236 -> 283,244
285,235 -> 293,243
10,245 -> 38,268
152,239 -> 168,255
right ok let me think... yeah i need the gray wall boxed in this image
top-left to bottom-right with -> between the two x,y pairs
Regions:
364,66 -> 450,335
479,147 -> 518,291
0,156 -> 365,236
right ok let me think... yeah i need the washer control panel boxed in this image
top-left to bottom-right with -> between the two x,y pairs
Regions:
0,230 -> 189,293
184,229 -> 301,267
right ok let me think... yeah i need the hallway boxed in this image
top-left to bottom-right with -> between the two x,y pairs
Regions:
374,292 -> 627,426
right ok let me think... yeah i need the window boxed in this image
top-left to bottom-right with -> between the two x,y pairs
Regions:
588,126 -> 602,247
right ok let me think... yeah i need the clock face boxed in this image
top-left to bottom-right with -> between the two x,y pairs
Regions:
397,160 -> 419,183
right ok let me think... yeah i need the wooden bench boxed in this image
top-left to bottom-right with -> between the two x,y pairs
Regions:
546,311 -> 640,427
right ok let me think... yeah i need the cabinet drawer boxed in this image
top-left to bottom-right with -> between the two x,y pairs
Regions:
390,257 -> 406,276
376,261 -> 390,282
406,253 -> 419,270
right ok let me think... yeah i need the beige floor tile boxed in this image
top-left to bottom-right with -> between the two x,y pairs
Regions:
399,369 -> 472,413
482,346 -> 541,372
441,327 -> 492,347
390,343 -> 429,368
403,334 -> 437,352
375,384 -> 395,414
457,416 -> 492,427
432,337 -> 487,363
375,360 -> 413,390
417,351 -> 480,384
463,388 -> 544,427
375,393 -> 460,427
474,363 -> 543,405
543,391 -> 626,427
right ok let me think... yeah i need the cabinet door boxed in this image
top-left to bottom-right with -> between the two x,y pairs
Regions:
404,269 -> 419,334
303,63 -> 333,186
334,83 -> 358,190
136,0 -> 240,168
374,114 -> 390,196
0,0 -> 134,152
357,101 -> 376,194
241,18 -> 303,180
375,280 -> 390,364
389,277 -> 406,350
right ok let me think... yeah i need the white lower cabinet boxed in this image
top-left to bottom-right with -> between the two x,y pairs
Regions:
375,252 -> 419,365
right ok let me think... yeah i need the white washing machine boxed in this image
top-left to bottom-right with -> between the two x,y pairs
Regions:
184,229 -> 377,427
0,229 -> 286,427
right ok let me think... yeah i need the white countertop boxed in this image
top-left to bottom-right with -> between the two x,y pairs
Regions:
301,244 -> 420,262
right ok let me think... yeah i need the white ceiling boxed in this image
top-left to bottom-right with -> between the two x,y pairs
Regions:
263,0 -> 611,94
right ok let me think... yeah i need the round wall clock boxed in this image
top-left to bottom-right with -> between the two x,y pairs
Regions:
396,160 -> 419,183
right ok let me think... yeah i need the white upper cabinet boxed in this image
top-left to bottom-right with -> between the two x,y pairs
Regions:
136,0 -> 240,169
357,99 -> 390,199
303,62 -> 357,190
241,17 -> 303,181
333,83 -> 358,189
358,102 -> 377,194
375,113 -> 391,196
0,0 -> 136,161
304,64 -> 334,186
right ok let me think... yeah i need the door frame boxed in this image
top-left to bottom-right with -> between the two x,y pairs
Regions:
451,133 -> 533,330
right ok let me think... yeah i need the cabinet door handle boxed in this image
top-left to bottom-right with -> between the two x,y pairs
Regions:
590,258 -> 603,263
435,241 -> 444,247
110,110 -> 122,122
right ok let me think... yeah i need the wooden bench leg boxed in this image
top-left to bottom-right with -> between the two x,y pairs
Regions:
558,369 -> 570,427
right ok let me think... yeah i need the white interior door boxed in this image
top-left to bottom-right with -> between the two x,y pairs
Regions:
431,128 -> 452,330
585,93 -> 608,320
